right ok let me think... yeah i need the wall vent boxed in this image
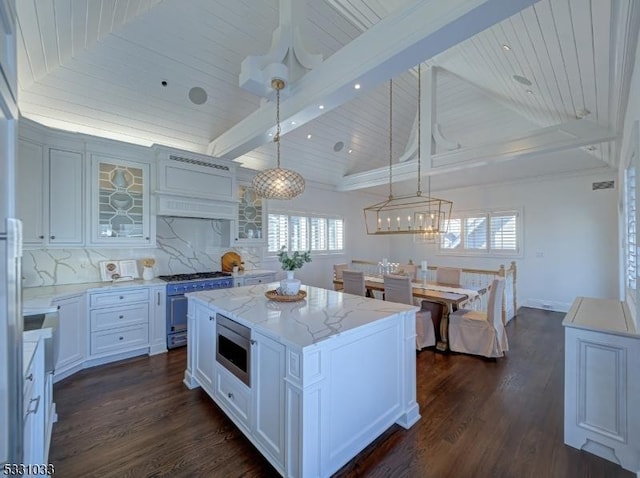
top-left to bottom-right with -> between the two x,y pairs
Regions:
169,154 -> 229,171
592,180 -> 615,190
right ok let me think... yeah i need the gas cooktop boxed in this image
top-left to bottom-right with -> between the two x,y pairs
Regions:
158,271 -> 232,282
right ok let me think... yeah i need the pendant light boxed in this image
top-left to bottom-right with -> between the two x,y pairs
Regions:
252,78 -> 306,200
363,65 -> 452,236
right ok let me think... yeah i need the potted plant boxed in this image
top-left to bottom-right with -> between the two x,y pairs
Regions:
277,246 -> 311,295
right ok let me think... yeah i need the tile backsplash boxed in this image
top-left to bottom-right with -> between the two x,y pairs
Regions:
22,217 -> 263,287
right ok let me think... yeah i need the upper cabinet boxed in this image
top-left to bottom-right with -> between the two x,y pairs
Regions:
89,154 -> 152,246
17,139 -> 84,247
235,183 -> 266,245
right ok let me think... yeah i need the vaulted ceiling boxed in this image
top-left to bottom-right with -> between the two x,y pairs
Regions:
14,0 -> 640,195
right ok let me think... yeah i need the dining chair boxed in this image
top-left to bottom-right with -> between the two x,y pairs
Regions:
396,263 -> 417,280
436,267 -> 461,285
333,263 -> 349,290
383,274 -> 436,350
448,278 -> 508,358
342,270 -> 367,297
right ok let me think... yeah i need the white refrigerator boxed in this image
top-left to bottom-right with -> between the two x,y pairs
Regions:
0,218 -> 23,465
0,0 -> 21,465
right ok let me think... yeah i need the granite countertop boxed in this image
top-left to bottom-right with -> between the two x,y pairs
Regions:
187,284 -> 417,348
23,278 -> 166,312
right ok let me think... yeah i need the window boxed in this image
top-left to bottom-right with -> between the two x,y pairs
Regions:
625,165 -> 637,291
268,213 -> 344,253
439,209 -> 521,256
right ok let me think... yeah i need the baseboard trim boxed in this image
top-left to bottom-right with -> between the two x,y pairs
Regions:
522,299 -> 572,313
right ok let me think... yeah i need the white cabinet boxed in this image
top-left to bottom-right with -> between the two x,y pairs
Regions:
52,294 -> 87,382
563,297 -> 640,474
149,285 -> 167,356
17,141 -> 84,247
235,272 -> 277,287
252,331 -> 285,467
234,183 -> 266,245
23,337 -> 46,474
88,288 -> 149,357
89,154 -> 153,246
193,302 -> 216,395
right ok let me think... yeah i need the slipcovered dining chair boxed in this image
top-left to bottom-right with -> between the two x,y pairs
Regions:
436,267 -> 461,285
396,263 -> 417,280
448,278 -> 508,358
333,263 -> 349,291
383,275 -> 436,350
342,270 -> 367,297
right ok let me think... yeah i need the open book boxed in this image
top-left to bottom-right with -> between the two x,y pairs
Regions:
99,260 -> 139,282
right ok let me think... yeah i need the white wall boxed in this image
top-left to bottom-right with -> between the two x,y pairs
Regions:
384,170 -> 618,312
262,182 -> 392,288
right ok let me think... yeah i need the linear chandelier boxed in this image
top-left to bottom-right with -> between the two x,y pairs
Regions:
252,78 -> 305,200
363,65 -> 452,236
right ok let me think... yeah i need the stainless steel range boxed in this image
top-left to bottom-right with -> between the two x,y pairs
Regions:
159,272 -> 233,349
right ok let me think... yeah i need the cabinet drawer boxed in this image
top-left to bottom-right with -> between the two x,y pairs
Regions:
90,289 -> 149,308
244,275 -> 275,285
90,303 -> 149,332
215,365 -> 251,427
91,324 -> 149,356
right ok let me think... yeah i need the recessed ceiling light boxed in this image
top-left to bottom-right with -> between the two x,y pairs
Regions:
268,133 -> 273,137
354,83 -> 361,90
513,74 -> 532,86
526,89 -> 533,95
319,105 -> 325,110
291,121 -> 296,125
307,134 -> 312,139
348,149 -> 353,154
333,141 -> 344,152
502,44 -> 511,51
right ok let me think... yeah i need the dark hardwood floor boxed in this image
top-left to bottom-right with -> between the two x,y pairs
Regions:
49,307 -> 634,477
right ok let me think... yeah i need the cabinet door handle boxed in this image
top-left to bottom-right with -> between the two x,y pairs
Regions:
250,339 -> 256,345
119,336 -> 124,341
209,316 -> 214,321
119,296 -> 124,300
26,396 -> 41,415
157,292 -> 161,306
145,236 -> 150,240
25,373 -> 33,381
119,315 -> 124,319
38,235 -> 44,239
50,235 -> 55,240
227,392 -> 234,399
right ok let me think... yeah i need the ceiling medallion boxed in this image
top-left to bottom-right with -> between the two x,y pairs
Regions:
363,65 -> 452,237
252,79 -> 305,200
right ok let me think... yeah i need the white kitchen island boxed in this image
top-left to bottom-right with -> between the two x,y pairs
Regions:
183,283 -> 420,478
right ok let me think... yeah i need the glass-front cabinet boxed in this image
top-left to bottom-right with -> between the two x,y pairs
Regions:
235,183 -> 266,244
90,155 -> 152,246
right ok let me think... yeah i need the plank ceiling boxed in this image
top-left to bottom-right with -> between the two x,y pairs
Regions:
14,0 -> 640,194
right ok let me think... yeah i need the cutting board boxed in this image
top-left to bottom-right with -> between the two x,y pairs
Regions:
221,251 -> 243,272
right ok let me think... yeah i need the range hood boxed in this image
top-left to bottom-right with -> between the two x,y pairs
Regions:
153,146 -> 239,220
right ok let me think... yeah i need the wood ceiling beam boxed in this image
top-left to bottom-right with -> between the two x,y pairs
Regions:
207,0 -> 541,159
337,119 -> 617,191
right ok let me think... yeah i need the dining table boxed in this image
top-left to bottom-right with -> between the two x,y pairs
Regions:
333,275 -> 488,351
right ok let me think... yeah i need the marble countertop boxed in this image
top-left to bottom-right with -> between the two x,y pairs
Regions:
23,278 -> 166,312
187,283 -> 417,348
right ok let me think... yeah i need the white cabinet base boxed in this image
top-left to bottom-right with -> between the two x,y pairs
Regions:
563,297 -> 640,475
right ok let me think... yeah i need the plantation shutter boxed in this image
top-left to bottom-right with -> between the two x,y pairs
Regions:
289,216 -> 309,251
441,218 -> 461,249
464,215 -> 487,250
310,217 -> 327,250
328,218 -> 344,250
490,212 -> 518,252
268,214 -> 288,252
627,166 -> 637,290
